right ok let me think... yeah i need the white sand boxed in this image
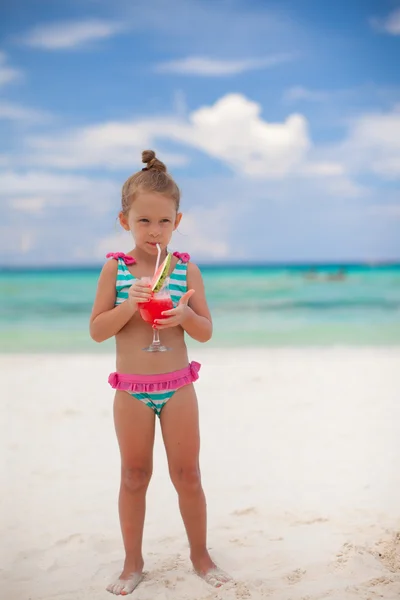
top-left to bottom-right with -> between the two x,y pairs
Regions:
1,348 -> 400,600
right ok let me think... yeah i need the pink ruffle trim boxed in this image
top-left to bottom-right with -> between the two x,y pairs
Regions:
106,252 -> 136,265
108,361 -> 201,393
173,251 -> 190,263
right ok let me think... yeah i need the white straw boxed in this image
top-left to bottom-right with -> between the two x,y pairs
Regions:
154,243 -> 161,275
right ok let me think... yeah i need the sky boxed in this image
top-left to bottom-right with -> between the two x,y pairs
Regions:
1,0 -> 400,265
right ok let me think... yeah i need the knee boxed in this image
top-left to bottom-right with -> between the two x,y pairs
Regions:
170,465 -> 202,493
121,466 -> 152,494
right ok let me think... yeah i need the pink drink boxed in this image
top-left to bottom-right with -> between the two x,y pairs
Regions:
139,296 -> 173,325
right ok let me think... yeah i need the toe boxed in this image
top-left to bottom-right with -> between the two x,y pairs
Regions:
107,582 -> 122,595
200,568 -> 232,588
107,573 -> 143,596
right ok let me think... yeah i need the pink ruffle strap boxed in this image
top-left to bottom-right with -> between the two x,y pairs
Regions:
173,251 -> 190,263
106,252 -> 136,265
108,361 -> 201,393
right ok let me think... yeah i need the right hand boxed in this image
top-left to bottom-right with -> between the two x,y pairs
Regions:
128,279 -> 152,308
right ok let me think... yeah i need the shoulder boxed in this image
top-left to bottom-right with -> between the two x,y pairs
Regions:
187,261 -> 205,287
99,256 -> 119,279
187,261 -> 201,276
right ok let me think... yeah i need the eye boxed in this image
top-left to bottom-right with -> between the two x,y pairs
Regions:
161,219 -> 171,223
139,218 -> 149,223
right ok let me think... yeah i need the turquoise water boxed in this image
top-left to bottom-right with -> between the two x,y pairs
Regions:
1,264 -> 400,352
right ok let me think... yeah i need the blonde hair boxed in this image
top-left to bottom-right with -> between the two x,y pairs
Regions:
121,150 -> 181,214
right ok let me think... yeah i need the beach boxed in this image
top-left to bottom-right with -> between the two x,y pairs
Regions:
2,347 -> 400,600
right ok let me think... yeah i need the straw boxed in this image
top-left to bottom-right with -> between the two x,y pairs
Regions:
154,243 -> 161,275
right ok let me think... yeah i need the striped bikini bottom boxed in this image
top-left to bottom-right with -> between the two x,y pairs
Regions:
108,361 -> 201,417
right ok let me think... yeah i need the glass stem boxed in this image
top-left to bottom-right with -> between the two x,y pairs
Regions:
152,327 -> 160,345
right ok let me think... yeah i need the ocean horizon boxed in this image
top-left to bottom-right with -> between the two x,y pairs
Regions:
1,262 -> 400,352
1,260 -> 400,272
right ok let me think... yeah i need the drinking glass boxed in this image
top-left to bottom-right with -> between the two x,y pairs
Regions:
138,277 -> 173,352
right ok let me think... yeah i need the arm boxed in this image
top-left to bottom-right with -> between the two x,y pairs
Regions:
182,262 -> 213,343
89,260 -> 136,343
155,262 -> 213,343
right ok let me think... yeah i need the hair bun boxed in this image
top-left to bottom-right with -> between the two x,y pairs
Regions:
141,149 -> 167,173
142,150 -> 155,164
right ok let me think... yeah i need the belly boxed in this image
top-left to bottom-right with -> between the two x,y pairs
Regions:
114,313 -> 190,374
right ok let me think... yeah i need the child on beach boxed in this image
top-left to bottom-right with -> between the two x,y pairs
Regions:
89,150 -> 231,595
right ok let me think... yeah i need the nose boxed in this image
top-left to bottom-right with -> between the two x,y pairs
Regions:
149,226 -> 161,238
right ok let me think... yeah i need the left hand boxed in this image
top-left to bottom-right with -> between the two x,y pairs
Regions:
153,290 -> 195,329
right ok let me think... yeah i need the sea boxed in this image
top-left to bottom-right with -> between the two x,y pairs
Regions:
1,263 -> 400,353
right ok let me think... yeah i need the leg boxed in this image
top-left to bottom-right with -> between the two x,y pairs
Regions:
160,385 -> 231,587
107,391 -> 156,596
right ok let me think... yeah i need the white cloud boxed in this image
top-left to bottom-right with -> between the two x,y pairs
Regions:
0,101 -> 51,123
155,54 -> 294,76
23,19 -> 124,50
0,154 -> 11,168
295,161 -> 365,197
10,94 -> 400,208
26,120 -> 188,170
171,204 -> 232,259
15,93 -> 363,187
0,170 -> 119,211
0,52 -> 22,86
300,162 -> 345,177
25,94 -> 311,178
370,157 -> 400,178
319,176 -> 367,199
173,94 -> 311,178
283,86 -> 329,103
9,197 -> 47,213
339,106 -> 400,179
92,231 -> 134,260
371,8 -> 400,35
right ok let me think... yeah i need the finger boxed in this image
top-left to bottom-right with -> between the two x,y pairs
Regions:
131,287 -> 152,295
178,289 -> 195,305
161,309 -> 177,316
154,317 -> 176,326
131,292 -> 152,300
132,295 -> 152,303
135,284 -> 152,291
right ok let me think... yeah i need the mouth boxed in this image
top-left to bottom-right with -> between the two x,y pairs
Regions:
147,242 -> 159,247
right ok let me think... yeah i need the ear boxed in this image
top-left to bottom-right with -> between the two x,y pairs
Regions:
174,212 -> 183,230
119,211 -> 130,231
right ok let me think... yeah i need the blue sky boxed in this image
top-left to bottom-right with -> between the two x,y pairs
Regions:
1,0 -> 400,265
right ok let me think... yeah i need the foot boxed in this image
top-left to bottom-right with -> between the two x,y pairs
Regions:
106,572 -> 142,596
192,552 -> 232,588
106,558 -> 144,596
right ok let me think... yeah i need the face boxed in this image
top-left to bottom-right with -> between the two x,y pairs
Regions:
119,191 -> 182,255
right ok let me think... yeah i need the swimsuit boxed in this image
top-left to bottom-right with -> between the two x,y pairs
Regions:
108,250 -> 191,308
106,251 -> 200,416
108,361 -> 201,416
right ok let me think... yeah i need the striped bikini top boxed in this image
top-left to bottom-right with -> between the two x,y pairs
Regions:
106,251 -> 190,307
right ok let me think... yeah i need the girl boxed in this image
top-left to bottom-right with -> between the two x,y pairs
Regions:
90,150 -> 231,595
